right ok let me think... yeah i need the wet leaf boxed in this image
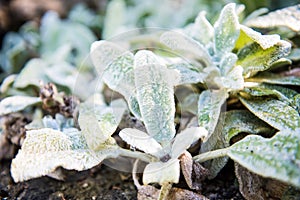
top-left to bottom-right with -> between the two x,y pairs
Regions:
228,130 -> 300,187
134,51 -> 177,145
11,128 -> 120,182
239,97 -> 300,131
245,4 -> 300,32
197,89 -> 228,141
214,3 -> 240,55
0,96 -> 41,115
143,159 -> 180,185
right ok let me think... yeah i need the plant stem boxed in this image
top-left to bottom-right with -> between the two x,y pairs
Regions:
158,182 -> 172,200
193,148 -> 229,163
118,148 -> 157,163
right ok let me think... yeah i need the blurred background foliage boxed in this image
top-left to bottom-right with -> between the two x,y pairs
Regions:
0,0 -> 299,96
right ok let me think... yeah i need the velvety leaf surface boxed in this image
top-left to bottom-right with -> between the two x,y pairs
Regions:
239,97 -> 300,131
160,31 -> 213,67
143,159 -> 180,185
235,25 -> 280,50
247,72 -> 300,86
90,41 -> 140,118
198,89 -> 228,141
134,51 -> 177,145
0,96 -> 41,115
228,131 -> 300,187
78,100 -> 125,151
171,127 -> 207,158
13,59 -> 49,88
214,3 -> 240,55
237,41 -> 291,78
11,128 -> 120,182
119,128 -> 162,156
184,11 -> 214,45
245,4 -> 300,32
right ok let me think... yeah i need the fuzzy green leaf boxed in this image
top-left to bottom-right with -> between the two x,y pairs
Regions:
160,31 -> 213,67
237,40 -> 291,78
143,159 -> 180,185
102,0 -> 125,39
168,62 -> 204,85
14,59 -> 49,88
244,4 -> 300,32
134,51 -> 177,145
224,110 -> 275,142
235,25 -> 280,50
219,53 -> 238,76
239,97 -> 300,131
184,11 -> 214,45
246,72 -> 300,86
41,11 -> 96,65
215,65 -> 244,90
90,41 -> 141,118
228,131 -> 300,187
119,128 -> 162,156
198,89 -> 228,141
171,127 -> 207,159
78,99 -> 126,151
11,128 -> 120,182
214,3 -> 240,55
201,110 -> 274,179
0,96 -> 41,115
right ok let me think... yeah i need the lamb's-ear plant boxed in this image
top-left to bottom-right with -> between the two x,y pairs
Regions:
117,49 -> 208,199
10,96 -> 153,182
90,43 -> 206,197
161,4 -> 300,185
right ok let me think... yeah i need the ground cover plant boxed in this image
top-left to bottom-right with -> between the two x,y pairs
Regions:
1,1 -> 300,199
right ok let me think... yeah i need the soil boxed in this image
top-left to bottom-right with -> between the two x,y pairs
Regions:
0,158 -> 243,200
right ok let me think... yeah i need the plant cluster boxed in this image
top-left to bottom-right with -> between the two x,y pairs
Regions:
1,2 -> 300,199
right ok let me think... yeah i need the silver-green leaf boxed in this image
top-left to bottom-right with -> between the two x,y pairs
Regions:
0,96 -> 41,115
228,131 -> 300,187
244,4 -> 300,32
214,3 -> 240,56
11,128 -> 120,182
239,97 -> 300,131
198,89 -> 228,141
134,51 -> 177,146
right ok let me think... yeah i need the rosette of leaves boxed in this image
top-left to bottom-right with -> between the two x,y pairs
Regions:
92,2 -> 300,193
90,44 -> 208,197
158,3 -> 300,189
10,96 -> 154,182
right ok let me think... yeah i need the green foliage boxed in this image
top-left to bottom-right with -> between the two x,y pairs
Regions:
1,2 -> 300,199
